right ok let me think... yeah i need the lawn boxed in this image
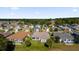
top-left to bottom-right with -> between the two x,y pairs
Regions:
15,40 -> 79,51
49,43 -> 79,51
15,40 -> 48,51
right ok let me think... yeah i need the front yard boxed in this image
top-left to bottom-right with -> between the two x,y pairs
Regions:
49,43 -> 79,51
15,41 -> 79,51
15,40 -> 48,51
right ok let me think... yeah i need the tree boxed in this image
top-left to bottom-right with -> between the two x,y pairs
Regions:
23,36 -> 32,47
0,34 -> 15,51
73,36 -> 79,44
0,35 -> 8,51
50,36 -> 54,41
24,40 -> 31,47
50,33 -> 54,36
44,39 -> 52,48
6,41 -> 15,51
54,28 -> 58,31
55,18 -> 79,25
49,27 -> 53,32
18,20 -> 24,25
54,36 -> 60,43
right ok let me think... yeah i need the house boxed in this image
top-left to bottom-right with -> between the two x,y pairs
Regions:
7,31 -> 31,44
52,26 -> 58,31
34,25 -> 41,32
0,26 -> 3,29
35,24 -> 41,28
29,24 -> 34,29
53,32 -> 74,45
14,25 -> 21,33
74,25 -> 79,30
71,31 -> 79,37
69,24 -> 79,31
71,31 -> 79,43
34,27 -> 40,32
46,28 -> 50,32
32,32 -> 50,42
41,25 -> 47,32
22,25 -> 30,32
1,23 -> 11,32
42,26 -> 50,32
0,32 -> 12,37
23,25 -> 29,28
64,27 -> 72,32
59,25 -> 72,32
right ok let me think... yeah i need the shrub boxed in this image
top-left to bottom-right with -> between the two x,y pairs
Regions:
54,36 -> 60,43
44,39 -> 52,48
25,40 -> 31,47
54,28 -> 58,31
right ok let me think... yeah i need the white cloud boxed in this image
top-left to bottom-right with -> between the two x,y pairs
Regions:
73,8 -> 78,12
10,7 -> 19,10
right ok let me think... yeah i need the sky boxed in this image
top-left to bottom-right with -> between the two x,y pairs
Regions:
0,7 -> 79,19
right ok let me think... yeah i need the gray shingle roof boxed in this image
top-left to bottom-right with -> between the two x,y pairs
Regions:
54,32 -> 74,41
32,32 -> 50,40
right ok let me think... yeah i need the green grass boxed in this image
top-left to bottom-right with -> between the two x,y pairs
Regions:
15,40 -> 79,51
15,40 -> 48,51
49,43 -> 79,51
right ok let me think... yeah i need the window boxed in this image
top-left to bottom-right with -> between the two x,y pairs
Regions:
15,39 -> 22,42
32,37 -> 35,39
36,37 -> 39,39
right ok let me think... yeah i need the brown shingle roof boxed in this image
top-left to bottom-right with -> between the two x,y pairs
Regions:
7,31 -> 30,41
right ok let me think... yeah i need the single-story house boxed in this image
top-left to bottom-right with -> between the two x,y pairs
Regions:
71,31 -> 79,37
22,26 -> 30,32
0,32 -> 12,37
42,27 -> 50,32
34,25 -> 41,32
34,27 -> 41,32
59,25 -> 72,32
7,31 -> 31,44
74,25 -> 79,30
32,32 -> 50,42
54,32 -> 74,45
69,24 -> 79,31
29,25 -> 34,29
35,25 -> 41,28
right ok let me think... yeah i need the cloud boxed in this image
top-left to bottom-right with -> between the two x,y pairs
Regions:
73,8 -> 78,12
10,7 -> 19,10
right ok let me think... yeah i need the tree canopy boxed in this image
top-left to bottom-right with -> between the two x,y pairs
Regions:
44,39 -> 52,48
54,36 -> 60,43
0,34 -> 15,51
0,35 -> 8,51
55,18 -> 79,25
